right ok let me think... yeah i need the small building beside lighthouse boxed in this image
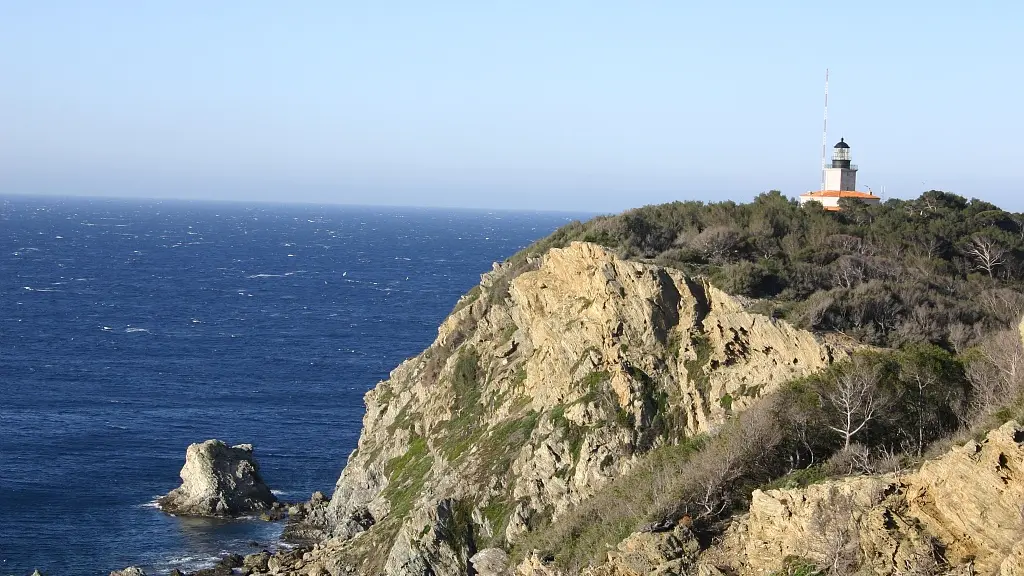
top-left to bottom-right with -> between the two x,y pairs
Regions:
799,139 -> 881,211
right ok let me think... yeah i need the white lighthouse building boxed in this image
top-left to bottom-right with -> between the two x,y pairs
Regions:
799,139 -> 880,211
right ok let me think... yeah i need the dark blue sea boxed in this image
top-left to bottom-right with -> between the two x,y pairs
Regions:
0,196 -> 580,576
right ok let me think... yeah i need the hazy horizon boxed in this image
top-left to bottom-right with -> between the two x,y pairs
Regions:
2,2 -> 1022,212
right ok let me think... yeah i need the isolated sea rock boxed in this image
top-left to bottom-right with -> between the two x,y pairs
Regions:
109,568 -> 146,576
158,439 -> 276,517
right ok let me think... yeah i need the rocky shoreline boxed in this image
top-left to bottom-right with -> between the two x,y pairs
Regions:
102,491 -> 332,576
101,442 -> 334,576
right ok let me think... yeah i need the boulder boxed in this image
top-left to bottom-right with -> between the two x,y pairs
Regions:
243,551 -> 272,572
220,553 -> 244,568
158,439 -> 276,517
471,548 -> 513,576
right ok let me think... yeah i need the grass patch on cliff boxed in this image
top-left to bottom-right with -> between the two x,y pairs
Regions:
439,347 -> 484,459
480,496 -> 515,547
468,412 -> 542,546
511,366 -> 528,387
512,433 -> 708,571
684,332 -> 713,407
466,410 -> 541,479
452,347 -> 482,403
440,347 -> 539,469
550,405 -> 588,466
497,323 -> 517,345
382,435 -> 434,519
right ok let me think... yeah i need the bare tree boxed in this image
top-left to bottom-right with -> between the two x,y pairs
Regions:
961,329 -> 1024,425
966,236 -> 1008,278
978,288 -> 1024,327
947,322 -> 979,354
831,255 -> 867,289
902,358 -> 944,458
688,226 -> 742,264
824,366 -> 884,449
914,233 -> 945,260
808,487 -> 862,576
669,400 -> 785,522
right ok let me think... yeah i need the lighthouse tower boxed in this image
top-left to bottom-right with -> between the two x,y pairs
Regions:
799,139 -> 880,211
824,138 -> 857,192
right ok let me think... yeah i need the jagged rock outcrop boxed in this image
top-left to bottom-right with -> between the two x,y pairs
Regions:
697,420 -> 1024,576
158,439 -> 276,517
276,242 -> 848,575
507,421 -> 1024,576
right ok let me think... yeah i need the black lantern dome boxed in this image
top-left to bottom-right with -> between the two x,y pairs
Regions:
832,138 -> 852,167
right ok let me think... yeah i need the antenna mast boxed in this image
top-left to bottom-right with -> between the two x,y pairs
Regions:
821,69 -> 829,191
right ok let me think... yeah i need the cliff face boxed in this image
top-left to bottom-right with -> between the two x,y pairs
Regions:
295,242 -> 848,575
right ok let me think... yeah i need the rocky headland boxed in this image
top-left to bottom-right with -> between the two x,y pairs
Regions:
252,241 -> 858,575
102,190 -> 1024,576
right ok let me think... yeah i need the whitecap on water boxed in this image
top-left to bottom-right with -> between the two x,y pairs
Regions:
135,499 -> 162,510
125,327 -> 150,333
162,555 -> 221,574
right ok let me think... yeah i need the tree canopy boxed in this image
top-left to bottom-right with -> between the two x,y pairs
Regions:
518,190 -> 1024,349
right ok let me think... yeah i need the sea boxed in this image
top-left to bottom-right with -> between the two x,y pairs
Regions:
0,196 -> 582,576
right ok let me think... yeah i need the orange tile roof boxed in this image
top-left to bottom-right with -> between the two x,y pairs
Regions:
800,190 -> 880,199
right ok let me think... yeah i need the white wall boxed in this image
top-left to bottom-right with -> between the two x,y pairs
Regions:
824,167 -> 857,191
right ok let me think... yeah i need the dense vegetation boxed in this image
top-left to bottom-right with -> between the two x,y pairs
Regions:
515,191 -> 1024,349
502,192 -> 1024,574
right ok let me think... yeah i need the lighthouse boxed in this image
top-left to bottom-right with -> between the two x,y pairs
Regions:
799,139 -> 880,211
825,138 -> 857,191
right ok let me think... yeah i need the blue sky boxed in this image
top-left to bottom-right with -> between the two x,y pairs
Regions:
1,2 -> 1021,212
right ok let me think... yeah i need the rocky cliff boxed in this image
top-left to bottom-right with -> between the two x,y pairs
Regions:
279,242 -> 850,575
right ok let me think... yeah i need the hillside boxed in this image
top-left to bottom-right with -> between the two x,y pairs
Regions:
522,190 -> 1024,350
241,192 -> 1024,576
